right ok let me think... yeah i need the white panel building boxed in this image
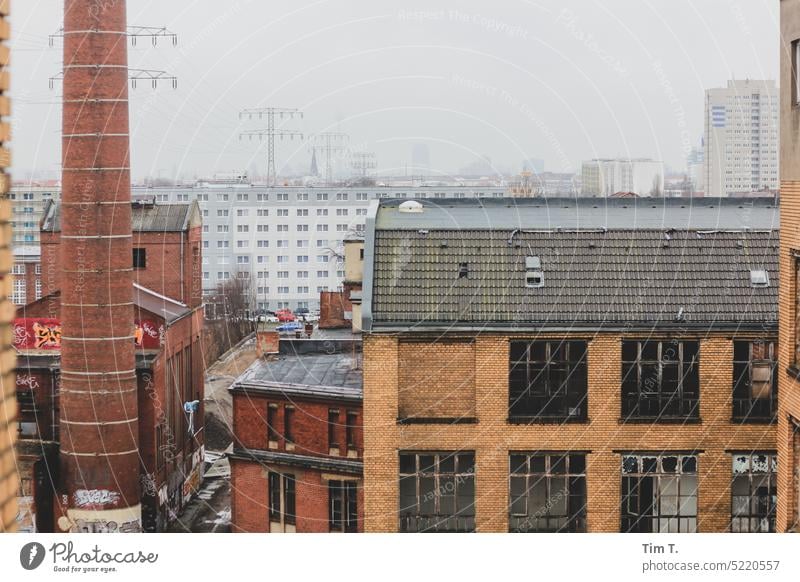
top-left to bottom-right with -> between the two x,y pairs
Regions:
704,79 -> 779,197
580,158 -> 664,197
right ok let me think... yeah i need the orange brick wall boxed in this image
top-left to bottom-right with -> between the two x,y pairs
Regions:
0,0 -> 13,533
364,333 -> 776,533
398,340 -> 475,419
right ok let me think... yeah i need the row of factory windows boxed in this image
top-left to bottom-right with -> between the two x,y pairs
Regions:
506,339 -> 776,423
268,474 -> 357,533
266,404 -> 359,456
395,451 -> 776,533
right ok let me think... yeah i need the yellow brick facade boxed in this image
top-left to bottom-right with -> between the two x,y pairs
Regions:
364,333 -> 776,533
0,0 -> 13,534
779,0 -> 800,533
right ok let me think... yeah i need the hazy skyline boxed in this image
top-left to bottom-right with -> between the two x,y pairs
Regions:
11,0 -> 779,181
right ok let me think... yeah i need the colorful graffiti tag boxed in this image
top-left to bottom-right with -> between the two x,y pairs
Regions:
14,318 -> 162,350
134,320 -> 161,349
13,319 -> 62,350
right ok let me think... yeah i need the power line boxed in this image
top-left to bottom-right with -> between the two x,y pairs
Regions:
239,107 -> 303,186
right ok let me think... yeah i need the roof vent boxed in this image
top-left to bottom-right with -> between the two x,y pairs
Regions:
525,256 -> 544,288
399,200 -> 424,213
750,270 -> 770,288
458,262 -> 469,278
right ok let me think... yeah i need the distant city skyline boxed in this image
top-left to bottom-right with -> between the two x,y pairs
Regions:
11,1 -> 778,181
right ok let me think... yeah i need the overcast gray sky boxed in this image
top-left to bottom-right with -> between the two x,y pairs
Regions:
11,0 -> 779,181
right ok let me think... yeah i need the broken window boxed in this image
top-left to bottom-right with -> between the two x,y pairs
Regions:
399,452 -> 475,532
329,480 -> 358,532
731,453 -> 777,533
509,453 -> 586,532
621,340 -> 699,420
621,454 -> 698,533
733,341 -> 777,422
267,404 -> 279,443
268,472 -> 296,531
509,341 -> 588,420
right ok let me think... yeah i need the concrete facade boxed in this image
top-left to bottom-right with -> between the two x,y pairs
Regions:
705,80 -> 779,197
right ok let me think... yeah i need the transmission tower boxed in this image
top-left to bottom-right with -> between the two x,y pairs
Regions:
239,108 -> 303,186
351,151 -> 376,178
48,25 -> 179,89
311,132 -> 349,186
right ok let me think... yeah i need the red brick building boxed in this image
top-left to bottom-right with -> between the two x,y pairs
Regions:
230,339 -> 363,532
14,200 -> 205,532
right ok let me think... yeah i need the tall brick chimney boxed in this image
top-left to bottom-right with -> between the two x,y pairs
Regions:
59,0 -> 140,532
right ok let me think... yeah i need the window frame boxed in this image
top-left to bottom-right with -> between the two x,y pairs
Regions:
283,405 -> 295,444
509,340 -> 588,421
398,451 -> 475,533
732,340 -> 777,423
268,471 -> 296,529
329,480 -> 358,532
730,452 -> 777,533
132,248 -> 147,269
508,452 -> 586,533
621,340 -> 699,421
621,453 -> 698,533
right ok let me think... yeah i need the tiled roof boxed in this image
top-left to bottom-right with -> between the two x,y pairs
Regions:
369,227 -> 778,329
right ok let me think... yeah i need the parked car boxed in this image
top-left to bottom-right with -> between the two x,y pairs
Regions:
301,313 -> 320,323
257,314 -> 279,324
276,322 -> 303,332
295,307 -> 310,316
276,309 -> 296,322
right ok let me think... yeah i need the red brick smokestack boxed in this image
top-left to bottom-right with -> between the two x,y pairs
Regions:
59,0 -> 140,532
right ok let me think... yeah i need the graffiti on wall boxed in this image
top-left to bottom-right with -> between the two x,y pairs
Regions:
16,374 -> 40,390
13,319 -> 62,350
73,489 -> 121,508
71,519 -> 141,533
134,320 -> 161,349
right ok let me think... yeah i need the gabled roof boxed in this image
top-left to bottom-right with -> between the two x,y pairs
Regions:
41,199 -> 201,233
363,198 -> 779,331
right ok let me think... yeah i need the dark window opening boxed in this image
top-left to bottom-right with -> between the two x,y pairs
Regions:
733,340 -> 777,422
133,248 -> 147,269
268,472 -> 296,527
329,480 -> 358,532
621,340 -> 699,420
621,454 -> 698,533
731,453 -> 776,533
346,411 -> 358,450
509,341 -> 588,420
284,405 -> 294,443
328,408 -> 339,449
509,453 -> 586,532
399,452 -> 475,532
267,404 -> 279,442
